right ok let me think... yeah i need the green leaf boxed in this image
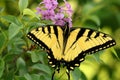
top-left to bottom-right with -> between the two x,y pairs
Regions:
32,63 -> 51,74
40,75 -> 47,80
8,23 -> 23,40
0,59 -> 5,78
93,52 -> 103,63
72,68 -> 87,80
0,35 -> 5,53
19,0 -> 28,13
17,57 -> 27,75
111,47 -> 119,60
17,57 -> 26,69
24,73 -> 41,80
4,70 -> 14,80
1,15 -> 22,26
4,54 -> 17,64
82,4 -> 94,15
15,76 -> 27,80
82,3 -> 104,15
23,8 -> 40,20
31,74 -> 40,80
87,15 -> 101,26
24,73 -> 32,80
0,29 -> 8,54
27,51 -> 47,64
28,51 -> 40,63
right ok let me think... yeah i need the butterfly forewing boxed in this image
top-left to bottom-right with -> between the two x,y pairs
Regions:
27,26 -> 64,60
64,28 -> 116,61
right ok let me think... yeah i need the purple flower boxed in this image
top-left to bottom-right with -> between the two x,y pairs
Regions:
42,0 -> 58,9
63,0 -> 73,17
36,0 -> 73,27
55,13 -> 64,19
41,9 -> 55,20
36,7 -> 42,14
53,13 -> 65,26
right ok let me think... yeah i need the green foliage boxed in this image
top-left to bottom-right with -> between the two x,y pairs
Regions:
71,68 -> 87,80
0,0 -> 120,80
0,59 -> 5,78
19,0 -> 28,13
23,8 -> 40,20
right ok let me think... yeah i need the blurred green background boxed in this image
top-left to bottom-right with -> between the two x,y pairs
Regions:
0,0 -> 120,80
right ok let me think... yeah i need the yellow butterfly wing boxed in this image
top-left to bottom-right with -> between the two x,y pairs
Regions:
64,28 -> 116,62
27,25 -> 116,80
27,26 -> 64,61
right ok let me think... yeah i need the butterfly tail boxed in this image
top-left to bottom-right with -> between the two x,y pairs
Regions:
52,71 -> 55,80
66,70 -> 70,80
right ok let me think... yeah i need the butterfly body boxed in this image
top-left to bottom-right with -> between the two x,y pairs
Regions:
27,25 -> 116,80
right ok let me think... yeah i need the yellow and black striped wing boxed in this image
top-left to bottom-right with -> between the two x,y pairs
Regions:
64,28 -> 116,62
27,26 -> 64,60
27,25 -> 116,80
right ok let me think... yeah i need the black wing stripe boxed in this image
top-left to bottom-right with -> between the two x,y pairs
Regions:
94,32 -> 100,38
68,28 -> 94,49
47,26 -> 51,33
42,27 -> 45,33
87,30 -> 94,37
53,26 -> 58,38
76,28 -> 85,41
85,40 -> 116,54
27,32 -> 49,50
67,28 -> 86,50
52,26 -> 61,48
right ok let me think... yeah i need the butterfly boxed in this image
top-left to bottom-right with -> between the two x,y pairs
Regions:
27,25 -> 116,80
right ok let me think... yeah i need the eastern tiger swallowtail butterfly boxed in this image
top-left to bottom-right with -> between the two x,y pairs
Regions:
27,25 -> 116,80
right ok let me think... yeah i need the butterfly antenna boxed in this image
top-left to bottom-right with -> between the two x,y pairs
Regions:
66,70 -> 70,80
52,71 -> 55,80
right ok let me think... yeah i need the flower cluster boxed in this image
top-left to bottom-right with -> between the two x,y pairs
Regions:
36,0 -> 73,27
